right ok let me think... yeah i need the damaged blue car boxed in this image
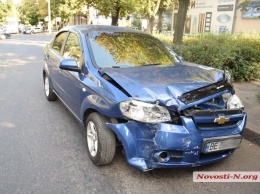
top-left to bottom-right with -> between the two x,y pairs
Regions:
43,25 -> 246,171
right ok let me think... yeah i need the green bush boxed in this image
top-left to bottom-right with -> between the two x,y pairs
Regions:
156,33 -> 260,81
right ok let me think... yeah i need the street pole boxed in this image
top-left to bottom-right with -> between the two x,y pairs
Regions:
48,0 -> 52,34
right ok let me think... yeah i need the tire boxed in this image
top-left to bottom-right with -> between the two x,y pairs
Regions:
86,112 -> 116,165
44,74 -> 57,101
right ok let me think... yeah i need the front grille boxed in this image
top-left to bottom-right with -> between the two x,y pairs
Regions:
196,121 -> 239,128
182,108 -> 244,129
184,109 -> 243,117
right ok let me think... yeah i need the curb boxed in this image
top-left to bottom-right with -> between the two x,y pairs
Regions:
251,80 -> 260,87
243,127 -> 260,147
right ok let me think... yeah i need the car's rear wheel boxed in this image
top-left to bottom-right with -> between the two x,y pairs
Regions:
44,74 -> 57,101
86,112 -> 116,165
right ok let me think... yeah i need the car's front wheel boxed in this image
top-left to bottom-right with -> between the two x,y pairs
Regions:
86,112 -> 116,165
44,74 -> 57,101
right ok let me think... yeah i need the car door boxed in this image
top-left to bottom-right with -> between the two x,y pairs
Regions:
59,31 -> 84,118
46,31 -> 68,96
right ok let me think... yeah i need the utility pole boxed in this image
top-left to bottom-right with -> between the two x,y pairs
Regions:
48,0 -> 52,34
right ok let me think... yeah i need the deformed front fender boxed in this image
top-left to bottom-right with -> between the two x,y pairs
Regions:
80,94 -> 124,125
106,122 -> 150,171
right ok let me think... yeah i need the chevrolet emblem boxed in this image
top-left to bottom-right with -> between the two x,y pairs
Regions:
214,116 -> 230,124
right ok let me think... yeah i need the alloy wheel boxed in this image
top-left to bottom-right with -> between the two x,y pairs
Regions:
44,76 -> 50,97
87,121 -> 98,157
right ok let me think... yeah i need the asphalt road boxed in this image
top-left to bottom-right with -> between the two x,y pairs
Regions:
0,34 -> 259,194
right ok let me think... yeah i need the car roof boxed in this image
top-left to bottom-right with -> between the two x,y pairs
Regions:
64,25 -> 148,35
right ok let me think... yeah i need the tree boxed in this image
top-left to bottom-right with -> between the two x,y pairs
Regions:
51,0 -> 84,21
135,0 -> 173,33
5,0 -> 16,17
173,0 -> 190,45
19,0 -> 84,26
37,0 -> 48,21
84,0 -> 142,26
0,0 -> 19,23
144,0 -> 161,33
0,2 -> 8,22
157,0 -> 173,33
19,0 -> 40,25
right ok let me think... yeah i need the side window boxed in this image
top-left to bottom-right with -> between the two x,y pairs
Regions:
52,32 -> 67,53
63,32 -> 82,67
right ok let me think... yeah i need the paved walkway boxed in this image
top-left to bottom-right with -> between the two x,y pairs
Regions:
233,81 -> 260,146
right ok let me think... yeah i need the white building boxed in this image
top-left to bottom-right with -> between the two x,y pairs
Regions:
173,0 -> 260,34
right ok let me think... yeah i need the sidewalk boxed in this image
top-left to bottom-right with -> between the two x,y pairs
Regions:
233,81 -> 260,146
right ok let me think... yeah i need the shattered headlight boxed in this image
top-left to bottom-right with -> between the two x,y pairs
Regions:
227,94 -> 244,109
119,100 -> 171,123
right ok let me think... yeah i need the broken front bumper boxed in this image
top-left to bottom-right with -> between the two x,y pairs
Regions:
106,113 -> 246,171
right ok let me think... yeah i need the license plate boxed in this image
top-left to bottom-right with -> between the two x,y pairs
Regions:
202,135 -> 242,153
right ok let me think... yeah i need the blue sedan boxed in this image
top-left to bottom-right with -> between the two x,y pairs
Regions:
43,25 -> 246,171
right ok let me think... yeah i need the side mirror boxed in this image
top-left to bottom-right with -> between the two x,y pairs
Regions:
59,59 -> 81,73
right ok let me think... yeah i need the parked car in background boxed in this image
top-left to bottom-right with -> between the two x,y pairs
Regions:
43,25 -> 246,171
34,27 -> 42,33
0,27 -> 11,39
153,23 -> 168,31
18,24 -> 24,33
23,26 -> 35,34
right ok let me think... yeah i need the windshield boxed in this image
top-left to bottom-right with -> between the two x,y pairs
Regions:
88,32 -> 179,68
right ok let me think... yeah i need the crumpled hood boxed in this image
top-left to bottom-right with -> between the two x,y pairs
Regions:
101,62 -> 224,106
